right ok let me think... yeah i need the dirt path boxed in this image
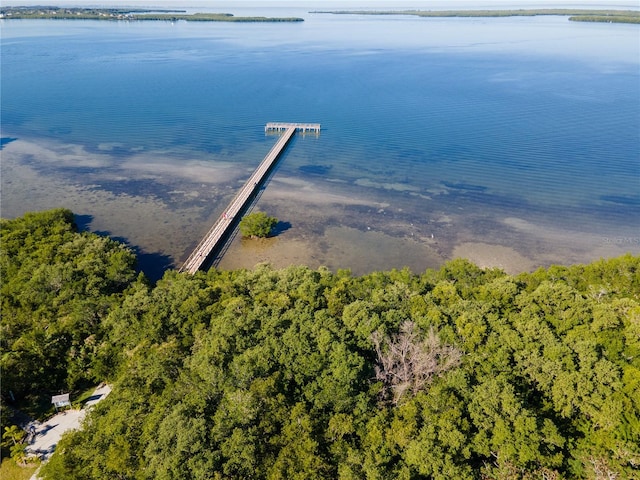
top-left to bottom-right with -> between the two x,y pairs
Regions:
26,384 -> 111,479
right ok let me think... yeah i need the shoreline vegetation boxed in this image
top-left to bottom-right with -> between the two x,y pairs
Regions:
3,7 -> 638,24
312,9 -> 640,24
0,7 -> 304,22
1,209 -> 639,479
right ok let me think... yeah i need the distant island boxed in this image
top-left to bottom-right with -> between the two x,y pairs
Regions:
0,6 -> 304,22
312,9 -> 640,24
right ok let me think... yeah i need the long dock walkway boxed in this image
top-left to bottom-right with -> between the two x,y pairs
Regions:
180,123 -> 319,274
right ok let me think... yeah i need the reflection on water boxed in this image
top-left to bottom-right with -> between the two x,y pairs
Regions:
1,10 -> 638,276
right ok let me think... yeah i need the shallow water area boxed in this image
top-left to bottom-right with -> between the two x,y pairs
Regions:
2,6 -> 638,278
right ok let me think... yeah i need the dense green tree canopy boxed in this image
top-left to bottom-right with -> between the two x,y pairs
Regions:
0,209 -> 137,410
2,210 -> 639,479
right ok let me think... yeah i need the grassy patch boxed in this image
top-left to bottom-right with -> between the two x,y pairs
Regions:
0,457 -> 40,480
71,385 -> 100,409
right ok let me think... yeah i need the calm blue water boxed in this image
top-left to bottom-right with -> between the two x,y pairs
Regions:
2,8 -> 639,275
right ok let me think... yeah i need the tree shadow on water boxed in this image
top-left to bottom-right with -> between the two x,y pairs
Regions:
272,221 -> 291,236
85,227 -> 175,284
76,216 -> 174,283
105,235 -> 174,283
135,250 -> 175,283
73,214 -> 94,232
1,137 -> 18,150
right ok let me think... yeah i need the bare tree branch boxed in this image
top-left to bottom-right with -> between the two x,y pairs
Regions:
372,321 -> 462,404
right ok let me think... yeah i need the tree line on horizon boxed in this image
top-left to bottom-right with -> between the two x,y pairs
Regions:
0,7 -> 305,23
1,209 -> 638,479
313,9 -> 640,24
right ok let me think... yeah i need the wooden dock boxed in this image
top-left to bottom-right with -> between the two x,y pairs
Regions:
266,122 -> 321,133
180,123 -> 319,274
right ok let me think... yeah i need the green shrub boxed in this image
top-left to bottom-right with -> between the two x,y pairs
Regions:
239,211 -> 278,238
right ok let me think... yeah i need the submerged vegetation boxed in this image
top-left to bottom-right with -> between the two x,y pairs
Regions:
1,209 -> 639,479
314,9 -> 640,24
0,7 -> 304,22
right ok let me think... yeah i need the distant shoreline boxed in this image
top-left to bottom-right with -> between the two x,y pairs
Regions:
0,7 -> 304,22
312,9 -> 640,24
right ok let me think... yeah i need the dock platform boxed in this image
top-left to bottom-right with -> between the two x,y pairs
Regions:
265,122 -> 321,133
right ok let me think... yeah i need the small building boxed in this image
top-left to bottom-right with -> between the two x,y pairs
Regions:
51,393 -> 71,410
